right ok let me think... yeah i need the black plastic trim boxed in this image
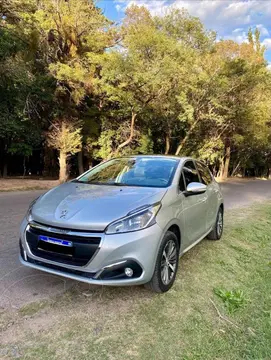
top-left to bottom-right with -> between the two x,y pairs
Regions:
26,256 -> 96,278
25,227 -> 101,267
98,260 -> 143,280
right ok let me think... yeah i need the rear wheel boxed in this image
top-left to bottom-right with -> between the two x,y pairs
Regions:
145,231 -> 179,293
207,206 -> 223,240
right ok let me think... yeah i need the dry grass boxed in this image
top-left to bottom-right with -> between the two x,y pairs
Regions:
0,179 -> 59,192
0,204 -> 270,359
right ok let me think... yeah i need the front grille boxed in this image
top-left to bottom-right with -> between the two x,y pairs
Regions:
25,225 -> 101,267
29,225 -> 101,244
27,257 -> 96,278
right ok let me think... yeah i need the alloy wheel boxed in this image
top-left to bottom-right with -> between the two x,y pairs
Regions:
217,210 -> 223,236
160,239 -> 177,285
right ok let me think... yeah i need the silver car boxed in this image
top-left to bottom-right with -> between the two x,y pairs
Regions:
19,156 -> 223,293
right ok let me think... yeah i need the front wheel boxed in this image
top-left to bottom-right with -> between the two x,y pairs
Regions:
207,206 -> 223,240
145,231 -> 179,293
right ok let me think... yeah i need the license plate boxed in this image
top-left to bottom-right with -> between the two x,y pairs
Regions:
38,235 -> 73,247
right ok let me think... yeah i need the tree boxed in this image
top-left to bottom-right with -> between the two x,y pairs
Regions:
153,7 -> 217,155
213,37 -> 267,179
47,120 -> 82,182
97,5 -> 191,157
172,33 -> 269,179
0,0 -> 55,176
33,0 -> 115,175
1,2 -> 271,181
33,0 -> 114,102
154,8 -> 216,52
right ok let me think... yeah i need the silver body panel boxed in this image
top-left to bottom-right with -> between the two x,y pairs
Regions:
20,156 -> 223,286
31,182 -> 167,231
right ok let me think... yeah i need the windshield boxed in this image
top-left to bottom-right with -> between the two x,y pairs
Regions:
77,157 -> 179,188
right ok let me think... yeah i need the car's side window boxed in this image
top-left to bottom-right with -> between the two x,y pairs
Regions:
179,172 -> 186,192
183,160 -> 200,186
196,162 -> 213,185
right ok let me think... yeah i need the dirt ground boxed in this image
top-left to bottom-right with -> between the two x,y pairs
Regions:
0,179 -> 59,192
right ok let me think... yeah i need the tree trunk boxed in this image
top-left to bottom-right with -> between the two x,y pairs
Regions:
59,151 -> 67,183
1,140 -> 8,177
87,157 -> 93,169
165,133 -> 170,155
243,168 -> 246,177
78,151 -> 84,175
108,111 -> 137,159
117,111 -> 137,152
175,119 -> 199,156
43,146 -> 55,177
218,159 -> 224,180
222,144 -> 231,179
267,167 -> 270,179
3,161 -> 7,177
23,157 -> 26,178
231,160 -> 241,177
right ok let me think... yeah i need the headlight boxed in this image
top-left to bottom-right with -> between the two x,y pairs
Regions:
26,196 -> 40,222
105,203 -> 161,234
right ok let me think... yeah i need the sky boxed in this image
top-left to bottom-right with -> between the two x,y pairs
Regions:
98,0 -> 271,65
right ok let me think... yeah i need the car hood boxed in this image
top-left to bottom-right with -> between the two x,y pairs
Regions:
31,182 -> 167,231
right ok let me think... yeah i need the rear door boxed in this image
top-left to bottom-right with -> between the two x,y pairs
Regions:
179,160 -> 208,246
196,162 -> 217,231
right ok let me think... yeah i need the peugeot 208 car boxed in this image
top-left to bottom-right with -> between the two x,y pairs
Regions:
19,156 -> 224,293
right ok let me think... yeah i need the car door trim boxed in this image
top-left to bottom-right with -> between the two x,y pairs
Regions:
180,227 -> 212,255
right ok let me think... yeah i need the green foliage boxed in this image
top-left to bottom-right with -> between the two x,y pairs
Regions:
1,1 -> 271,179
214,288 -> 246,313
7,121 -> 41,157
93,130 -> 115,160
47,120 -> 82,155
177,92 -> 195,123
154,8 -> 216,51
33,0 -> 114,105
136,132 -> 154,154
193,138 -> 224,166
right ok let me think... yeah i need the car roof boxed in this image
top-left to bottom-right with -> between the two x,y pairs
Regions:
117,155 -> 192,163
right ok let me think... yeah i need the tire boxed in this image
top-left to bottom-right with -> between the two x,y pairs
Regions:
207,206 -> 223,240
145,231 -> 180,293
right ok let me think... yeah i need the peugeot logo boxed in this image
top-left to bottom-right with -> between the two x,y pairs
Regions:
60,210 -> 68,219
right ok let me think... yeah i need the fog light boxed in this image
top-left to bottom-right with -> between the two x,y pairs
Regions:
124,267 -> 133,277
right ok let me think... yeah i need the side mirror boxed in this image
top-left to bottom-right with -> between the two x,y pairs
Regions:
185,182 -> 207,196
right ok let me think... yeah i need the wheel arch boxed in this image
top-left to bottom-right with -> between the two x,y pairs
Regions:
167,224 -> 181,249
146,221 -> 182,284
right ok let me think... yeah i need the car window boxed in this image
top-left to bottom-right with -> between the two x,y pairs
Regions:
196,162 -> 213,185
182,160 -> 200,186
179,172 -> 186,192
77,157 -> 179,188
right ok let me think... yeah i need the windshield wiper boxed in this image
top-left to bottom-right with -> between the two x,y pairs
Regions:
72,180 -> 129,186
111,182 -> 129,186
72,180 -> 107,185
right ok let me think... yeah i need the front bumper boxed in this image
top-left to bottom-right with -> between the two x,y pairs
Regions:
19,218 -> 163,286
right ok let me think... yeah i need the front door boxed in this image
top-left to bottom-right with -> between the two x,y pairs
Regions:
196,161 -> 217,231
178,160 -> 208,247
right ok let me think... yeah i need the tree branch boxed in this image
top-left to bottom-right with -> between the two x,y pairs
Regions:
116,111 -> 137,151
175,117 -> 200,155
209,298 -> 240,329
